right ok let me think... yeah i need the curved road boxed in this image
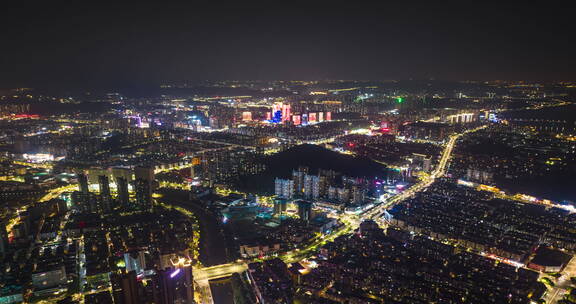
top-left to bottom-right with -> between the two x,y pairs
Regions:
192,126 -> 488,283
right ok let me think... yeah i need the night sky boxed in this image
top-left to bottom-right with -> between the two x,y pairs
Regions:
1,4 -> 574,89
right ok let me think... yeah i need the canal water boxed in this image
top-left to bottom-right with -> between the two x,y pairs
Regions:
159,188 -> 235,303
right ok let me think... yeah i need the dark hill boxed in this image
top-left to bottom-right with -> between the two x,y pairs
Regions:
236,144 -> 388,194
265,144 -> 387,178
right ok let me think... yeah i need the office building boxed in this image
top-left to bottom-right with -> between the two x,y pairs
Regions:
466,167 -> 494,184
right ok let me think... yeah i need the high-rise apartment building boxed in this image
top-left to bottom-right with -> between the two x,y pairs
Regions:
98,175 -> 112,212
275,178 -> 294,199
111,271 -> 141,304
297,200 -> 312,223
152,267 -> 194,304
116,176 -> 130,207
134,166 -> 154,210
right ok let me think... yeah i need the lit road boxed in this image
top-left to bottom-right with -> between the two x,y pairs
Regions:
494,99 -> 572,113
194,263 -> 248,281
39,184 -> 78,202
364,125 -> 487,220
543,256 -> 576,304
193,264 -> 248,304
191,126 -> 488,284
193,219 -> 355,280
11,160 -> 53,169
6,184 -> 78,235
18,126 -> 479,304
195,278 -> 214,304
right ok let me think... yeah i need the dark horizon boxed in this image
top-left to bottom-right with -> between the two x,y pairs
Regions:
2,3 -> 575,90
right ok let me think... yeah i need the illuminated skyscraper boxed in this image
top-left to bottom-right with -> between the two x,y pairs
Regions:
271,102 -> 283,123
292,167 -> 307,196
242,111 -> 252,121
281,104 -> 291,122
124,251 -> 146,276
275,178 -> 294,199
303,174 -> 314,198
311,175 -> 326,199
309,112 -> 317,123
270,102 -> 292,123
292,114 -> 301,125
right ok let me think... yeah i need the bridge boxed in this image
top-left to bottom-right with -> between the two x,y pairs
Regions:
193,263 -> 248,281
